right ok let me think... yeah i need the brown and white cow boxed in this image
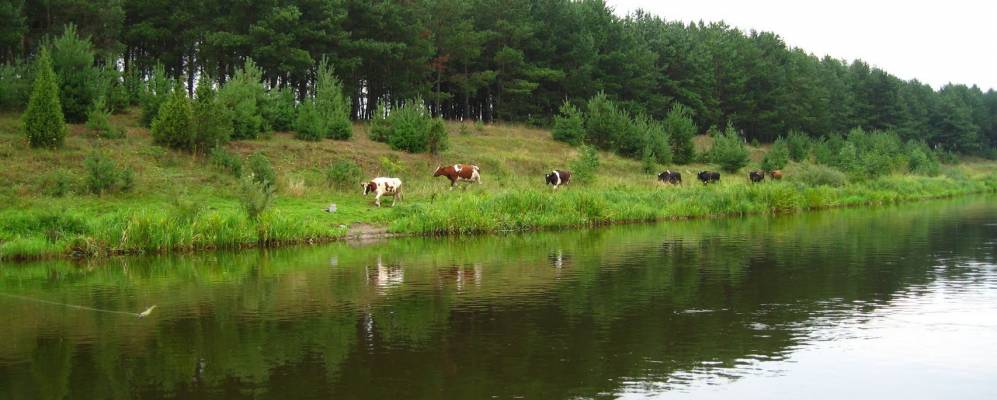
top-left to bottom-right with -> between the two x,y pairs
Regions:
361,177 -> 403,207
545,170 -> 571,189
433,164 -> 481,190
768,170 -> 784,180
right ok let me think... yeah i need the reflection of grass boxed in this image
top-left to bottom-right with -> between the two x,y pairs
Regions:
1,110 -> 995,260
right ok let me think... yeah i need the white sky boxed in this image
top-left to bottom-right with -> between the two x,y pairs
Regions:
606,0 -> 997,91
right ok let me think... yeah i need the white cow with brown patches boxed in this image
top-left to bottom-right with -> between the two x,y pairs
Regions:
362,177 -> 403,207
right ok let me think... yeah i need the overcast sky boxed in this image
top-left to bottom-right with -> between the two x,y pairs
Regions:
606,0 -> 997,91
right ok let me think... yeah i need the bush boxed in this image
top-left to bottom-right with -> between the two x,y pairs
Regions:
708,122 -> 749,173
84,150 -> 134,195
458,123 -> 471,136
552,100 -> 584,145
140,64 -> 171,126
192,76 -> 232,150
379,154 -> 405,176
96,67 -> 129,113
664,103 -> 697,164
570,144 -> 600,184
294,102 -> 324,141
584,92 -> 629,150
370,99 -> 448,154
761,136 -> 790,172
50,24 -> 97,123
0,59 -> 34,110
794,164 -> 848,187
238,176 -> 275,220
41,170 -> 76,197
85,96 -> 124,139
218,59 -> 266,139
262,87 -> 297,132
122,67 -> 142,105
786,130 -> 811,162
633,114 -> 671,164
326,160 -> 362,190
151,88 -> 195,150
22,48 -> 67,148
209,147 -> 242,177
248,152 -> 276,189
906,141 -> 940,176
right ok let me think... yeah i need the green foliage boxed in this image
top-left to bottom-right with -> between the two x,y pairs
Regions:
141,64 -> 171,126
248,152 -> 276,189
50,24 -> 97,123
584,92 -> 628,151
238,176 -> 275,221
794,164 -> 848,187
761,137 -> 790,172
209,147 -> 242,177
84,150 -> 134,195
314,58 -> 352,140
906,141 -> 940,176
192,76 -> 232,150
219,59 -> 266,139
85,96 -> 124,139
708,122 -> 750,173
785,131 -> 811,162
633,114 -> 672,164
664,104 -> 697,164
552,100 -> 584,145
263,87 -> 297,132
22,49 -> 67,148
0,59 -> 33,110
326,160 -> 362,190
122,67 -> 142,105
150,87 -> 195,150
814,128 -> 909,179
750,138 -> 760,147
96,67 -> 129,113
641,145 -> 656,174
369,99 -> 448,154
459,123 -> 471,136
294,102 -> 324,141
40,170 -> 76,197
570,144 -> 600,184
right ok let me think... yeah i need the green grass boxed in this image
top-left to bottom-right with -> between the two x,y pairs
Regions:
1,109 -> 995,261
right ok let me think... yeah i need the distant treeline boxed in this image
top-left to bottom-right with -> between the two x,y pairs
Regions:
0,0 -> 994,153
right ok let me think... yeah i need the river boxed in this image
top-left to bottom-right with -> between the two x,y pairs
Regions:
1,196 -> 995,399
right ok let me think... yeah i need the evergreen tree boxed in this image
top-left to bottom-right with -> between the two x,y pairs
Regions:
314,58 -> 352,140
49,24 -> 97,123
22,48 -> 67,148
192,76 -> 232,150
552,100 -> 585,145
151,86 -> 195,150
664,104 -> 697,164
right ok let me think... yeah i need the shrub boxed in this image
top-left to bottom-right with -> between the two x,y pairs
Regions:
570,144 -> 600,184
50,24 -> 97,123
459,123 -> 471,136
84,150 -> 134,195
475,119 -> 485,133
664,103 -> 697,164
326,160 -> 362,190
248,152 -> 276,189
150,87 -> 195,150
122,67 -> 142,105
794,164 -> 847,187
633,114 -> 671,164
750,138 -> 760,147
294,102 -> 325,141
85,96 -> 124,139
218,59 -> 266,139
141,64 -> 171,126
239,176 -> 275,220
314,58 -> 352,140
906,141 -> 940,176
22,48 -> 67,148
192,76 -> 232,150
786,130 -> 811,162
1,59 -> 34,110
379,154 -> 405,176
552,100 -> 584,145
584,92 -> 628,150
262,87 -> 297,132
209,147 -> 242,177
641,144 -> 656,174
41,170 -> 75,197
96,67 -> 129,113
761,136 -> 790,172
370,99 -> 448,154
708,122 -> 749,173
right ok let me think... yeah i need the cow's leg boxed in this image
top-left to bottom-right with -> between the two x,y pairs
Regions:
375,193 -> 382,207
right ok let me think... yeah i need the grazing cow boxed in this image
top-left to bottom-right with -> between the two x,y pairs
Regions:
697,171 -> 721,184
545,170 -> 571,189
657,170 -> 682,185
769,170 -> 784,180
433,164 -> 481,190
361,177 -> 403,207
749,170 -> 765,183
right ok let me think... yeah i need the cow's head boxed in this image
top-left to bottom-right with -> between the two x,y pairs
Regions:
361,182 -> 376,196
432,165 -> 444,177
545,172 -> 557,185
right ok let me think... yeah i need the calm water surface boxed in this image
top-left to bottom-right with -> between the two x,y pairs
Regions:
1,197 -> 996,399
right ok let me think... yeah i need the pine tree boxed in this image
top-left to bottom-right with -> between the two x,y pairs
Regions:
552,100 -> 584,145
151,86 -> 195,150
315,58 -> 352,140
192,76 -> 232,151
664,104 -> 696,164
23,48 -> 67,148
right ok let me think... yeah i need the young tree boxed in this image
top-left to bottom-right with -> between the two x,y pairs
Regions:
192,76 -> 232,150
151,86 -> 195,150
49,24 -> 97,123
708,122 -> 750,173
23,48 -> 67,148
552,100 -> 585,145
663,104 -> 697,164
761,136 -> 790,172
314,58 -> 352,140
141,64 -> 171,126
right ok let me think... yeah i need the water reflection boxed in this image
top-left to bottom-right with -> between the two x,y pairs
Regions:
0,196 -> 995,399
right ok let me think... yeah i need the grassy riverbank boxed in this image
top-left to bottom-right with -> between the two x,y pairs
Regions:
1,110 -> 995,260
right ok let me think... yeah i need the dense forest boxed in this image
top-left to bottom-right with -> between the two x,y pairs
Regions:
0,0 -> 994,154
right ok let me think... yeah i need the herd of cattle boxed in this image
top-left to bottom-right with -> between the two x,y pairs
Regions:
361,163 -> 784,207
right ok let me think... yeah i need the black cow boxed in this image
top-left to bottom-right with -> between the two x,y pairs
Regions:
749,170 -> 764,183
697,171 -> 721,184
657,170 -> 682,185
